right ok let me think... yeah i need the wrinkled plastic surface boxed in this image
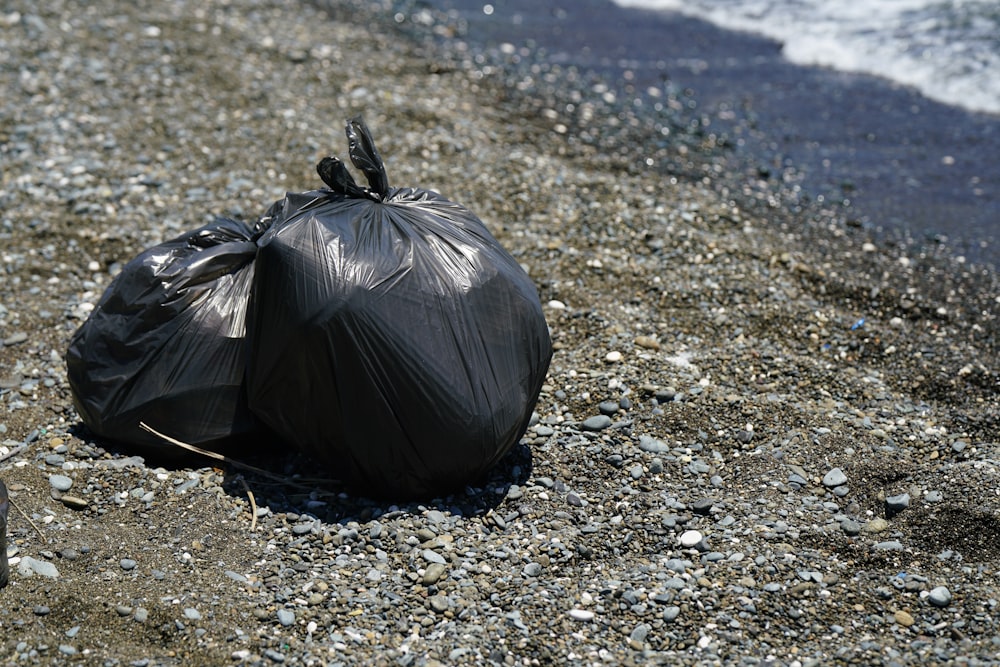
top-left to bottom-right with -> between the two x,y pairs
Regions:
0,479 -> 8,588
247,119 -> 552,498
66,218 -> 260,454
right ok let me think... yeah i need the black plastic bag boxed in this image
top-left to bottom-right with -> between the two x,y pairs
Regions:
247,118 -> 552,498
66,217 -> 261,455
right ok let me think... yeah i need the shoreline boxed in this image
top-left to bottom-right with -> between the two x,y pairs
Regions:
421,0 -> 1000,271
1,0 -> 998,664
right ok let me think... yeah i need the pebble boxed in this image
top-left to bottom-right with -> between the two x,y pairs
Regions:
873,541 -> 905,551
49,475 -> 73,492
120,559 -> 137,571
894,610 -> 915,627
637,435 -> 669,453
597,401 -> 619,416
569,609 -> 594,621
277,609 -> 295,627
691,498 -> 714,515
928,586 -> 952,607
822,468 -> 847,487
422,549 -> 446,565
183,608 -> 202,621
634,335 -> 660,350
840,519 -> 862,536
885,493 -> 910,516
2,332 -> 28,346
264,649 -> 286,663
17,557 -> 60,578
59,495 -> 88,510
679,530 -> 703,548
581,415 -> 612,431
604,351 -> 622,363
422,562 -> 447,585
863,518 -> 890,533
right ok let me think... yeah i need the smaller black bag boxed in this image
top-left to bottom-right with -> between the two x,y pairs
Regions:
66,217 -> 261,455
247,118 -> 552,498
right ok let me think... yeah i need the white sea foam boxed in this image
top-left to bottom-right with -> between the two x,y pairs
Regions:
612,0 -> 1000,115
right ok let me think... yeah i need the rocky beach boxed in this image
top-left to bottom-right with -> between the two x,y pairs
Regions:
1,0 -> 999,665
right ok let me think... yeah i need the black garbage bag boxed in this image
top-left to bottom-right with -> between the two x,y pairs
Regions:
247,118 -> 552,498
66,217 -> 262,455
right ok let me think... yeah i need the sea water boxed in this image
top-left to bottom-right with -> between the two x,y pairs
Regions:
420,0 -> 1000,267
614,0 -> 1000,116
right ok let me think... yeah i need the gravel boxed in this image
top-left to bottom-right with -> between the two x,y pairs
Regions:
1,0 -> 999,664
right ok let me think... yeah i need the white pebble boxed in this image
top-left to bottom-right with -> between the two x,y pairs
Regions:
547,299 -> 566,310
605,351 -> 622,363
679,530 -> 703,548
568,609 -> 595,621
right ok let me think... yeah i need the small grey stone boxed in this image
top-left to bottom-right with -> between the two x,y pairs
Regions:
276,609 -> 295,626
522,562 -> 542,577
841,519 -> 862,536
49,475 -> 73,492
925,490 -> 943,503
429,595 -> 450,612
629,464 -> 644,480
224,570 -> 249,584
134,608 -> 149,622
58,644 -> 77,656
598,401 -> 619,416
2,332 -> 28,346
691,498 -> 714,515
119,559 -> 137,571
788,473 -> 808,486
885,493 -> 910,516
422,549 -> 446,565
662,606 -> 681,622
33,605 -> 51,615
183,608 -> 202,621
581,415 -> 612,431
638,435 -> 669,454
17,556 -> 60,578
629,623 -> 650,644
873,540 -> 904,551
928,586 -> 952,607
264,648 -> 286,663
654,388 -> 675,402
822,468 -> 847,487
